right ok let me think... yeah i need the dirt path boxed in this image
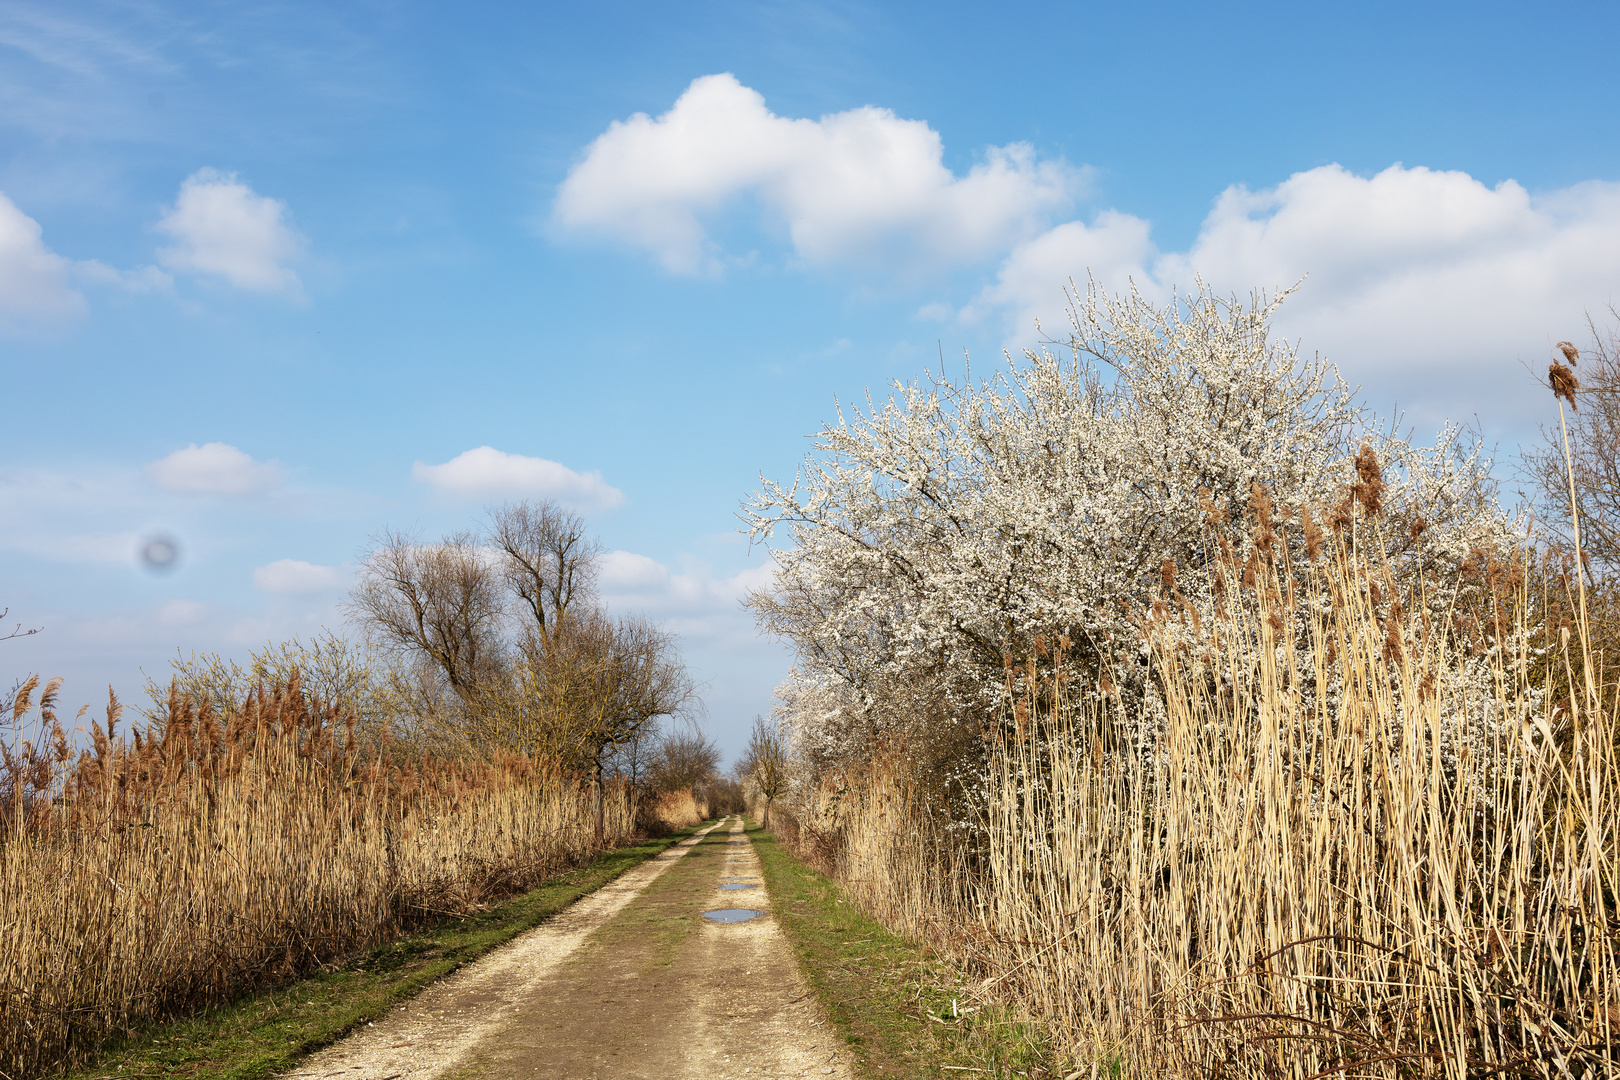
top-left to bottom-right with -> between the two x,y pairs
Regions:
284,817 -> 852,1080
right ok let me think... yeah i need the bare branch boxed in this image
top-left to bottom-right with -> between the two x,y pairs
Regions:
0,608 -> 41,643
486,500 -> 602,652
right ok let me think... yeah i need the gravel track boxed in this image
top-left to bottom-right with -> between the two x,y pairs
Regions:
282,817 -> 850,1080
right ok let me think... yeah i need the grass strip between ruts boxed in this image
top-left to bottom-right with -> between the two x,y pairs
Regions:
748,821 -> 1062,1080
50,821 -> 716,1080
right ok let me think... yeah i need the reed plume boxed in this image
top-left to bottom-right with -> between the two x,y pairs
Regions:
0,672 -> 633,1078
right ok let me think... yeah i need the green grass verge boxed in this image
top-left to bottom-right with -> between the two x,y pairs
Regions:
749,820 -> 1065,1080
50,822 -> 716,1080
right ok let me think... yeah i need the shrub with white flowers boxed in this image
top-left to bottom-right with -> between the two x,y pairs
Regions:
744,280 -> 1520,775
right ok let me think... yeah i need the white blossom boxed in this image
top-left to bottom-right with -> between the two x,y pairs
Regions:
746,280 -> 1519,768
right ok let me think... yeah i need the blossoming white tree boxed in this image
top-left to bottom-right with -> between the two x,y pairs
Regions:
745,280 -> 1517,772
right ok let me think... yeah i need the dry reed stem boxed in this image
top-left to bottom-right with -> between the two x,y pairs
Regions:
0,674 -> 634,1078
647,787 -> 709,830
981,515 -> 1618,1077
787,504 -> 1619,1078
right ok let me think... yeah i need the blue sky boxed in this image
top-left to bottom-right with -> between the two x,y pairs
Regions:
4,0 -> 1618,760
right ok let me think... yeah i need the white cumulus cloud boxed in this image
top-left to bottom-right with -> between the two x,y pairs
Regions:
598,550 -> 776,609
0,191 -> 170,333
597,550 -> 777,640
146,442 -> 282,496
554,73 -> 1083,276
964,163 -> 1620,425
0,191 -> 86,329
252,559 -> 343,594
412,447 -> 625,511
156,168 -> 303,294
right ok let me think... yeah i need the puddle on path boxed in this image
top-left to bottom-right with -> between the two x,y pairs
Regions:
703,908 -> 766,923
719,883 -> 759,890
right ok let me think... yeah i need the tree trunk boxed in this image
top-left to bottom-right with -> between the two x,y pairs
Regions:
762,795 -> 771,831
593,758 -> 605,850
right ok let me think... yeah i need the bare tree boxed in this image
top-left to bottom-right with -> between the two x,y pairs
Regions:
645,725 -> 723,794
604,721 -> 660,788
517,612 -> 691,759
437,604 -> 697,840
1523,310 -> 1620,569
737,717 -> 789,830
487,501 -> 602,653
345,530 -> 504,701
346,506 -> 698,828
605,620 -> 697,840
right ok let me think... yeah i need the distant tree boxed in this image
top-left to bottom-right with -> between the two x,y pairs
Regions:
519,608 -> 696,843
346,501 -> 698,832
737,717 -> 789,830
605,721 -> 660,789
704,776 -> 747,816
345,529 -> 503,702
645,725 -> 723,793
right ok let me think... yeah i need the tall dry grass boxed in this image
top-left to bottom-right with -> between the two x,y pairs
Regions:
760,759 -> 964,946
643,786 -> 708,831
786,502 -> 1619,1077
0,673 -> 632,1078
978,513 -> 1617,1077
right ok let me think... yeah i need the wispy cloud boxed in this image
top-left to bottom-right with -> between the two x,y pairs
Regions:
158,598 -> 210,626
0,3 -> 176,144
252,559 -> 343,594
0,5 -> 170,80
554,73 -> 1084,276
5,529 -> 141,566
412,447 -> 625,512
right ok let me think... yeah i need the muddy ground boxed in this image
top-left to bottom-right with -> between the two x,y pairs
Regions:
285,817 -> 852,1080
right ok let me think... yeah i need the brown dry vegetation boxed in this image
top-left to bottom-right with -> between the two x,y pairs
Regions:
749,318 -> 1620,1078
0,672 -> 634,1079
767,475 -> 1620,1078
642,786 -> 706,831
1525,312 -> 1620,570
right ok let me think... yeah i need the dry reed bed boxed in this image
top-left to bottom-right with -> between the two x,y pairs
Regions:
0,674 -> 633,1079
645,787 -> 708,831
982,520 -> 1618,1077
783,513 -> 1619,1078
765,764 -> 965,949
